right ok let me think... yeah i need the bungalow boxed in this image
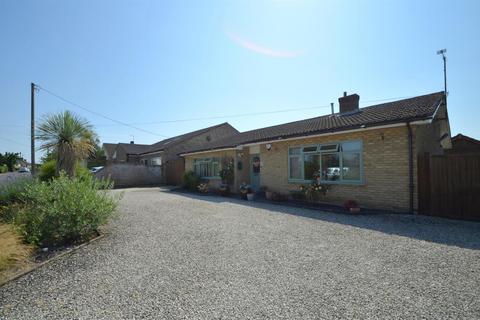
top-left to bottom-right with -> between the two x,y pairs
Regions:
180,92 -> 451,212
102,122 -> 238,185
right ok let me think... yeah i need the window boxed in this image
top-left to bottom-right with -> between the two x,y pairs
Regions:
288,148 -> 302,180
193,158 -> 220,178
288,140 -> 363,184
304,154 -> 320,180
151,157 -> 162,166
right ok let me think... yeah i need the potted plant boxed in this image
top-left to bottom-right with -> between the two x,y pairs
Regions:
218,183 -> 230,196
197,183 -> 209,194
263,186 -> 273,200
272,192 -> 287,202
344,200 -> 360,214
239,183 -> 252,200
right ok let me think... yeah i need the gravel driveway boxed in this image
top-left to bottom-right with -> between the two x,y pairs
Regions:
1,188 -> 480,319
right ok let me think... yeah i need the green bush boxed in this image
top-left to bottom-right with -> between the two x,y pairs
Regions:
75,164 -> 92,181
9,174 -> 118,246
182,171 -> 200,191
39,160 -> 92,182
0,165 -> 7,173
0,178 -> 33,206
38,160 -> 56,182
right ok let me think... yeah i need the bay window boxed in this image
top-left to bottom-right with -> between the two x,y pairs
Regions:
288,140 -> 363,184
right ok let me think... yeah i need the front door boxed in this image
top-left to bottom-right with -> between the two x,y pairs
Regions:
250,154 -> 261,192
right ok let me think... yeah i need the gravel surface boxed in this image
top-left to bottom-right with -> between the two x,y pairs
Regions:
1,188 -> 480,319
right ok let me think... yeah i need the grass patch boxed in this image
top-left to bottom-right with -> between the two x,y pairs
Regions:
0,222 -> 32,283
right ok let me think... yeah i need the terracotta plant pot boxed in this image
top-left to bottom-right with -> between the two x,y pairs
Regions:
349,207 -> 361,214
246,193 -> 255,201
265,191 -> 273,200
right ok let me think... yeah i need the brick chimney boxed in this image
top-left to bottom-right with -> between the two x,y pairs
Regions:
338,92 -> 360,113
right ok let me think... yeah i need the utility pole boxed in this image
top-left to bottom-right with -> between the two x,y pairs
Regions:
437,49 -> 447,107
31,82 -> 35,175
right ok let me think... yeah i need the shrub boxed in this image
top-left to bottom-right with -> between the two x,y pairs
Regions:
38,160 -> 56,182
0,178 -> 33,206
75,164 -> 92,181
10,173 -> 118,246
0,165 -> 7,173
39,160 -> 92,182
182,171 -> 200,191
0,223 -> 31,275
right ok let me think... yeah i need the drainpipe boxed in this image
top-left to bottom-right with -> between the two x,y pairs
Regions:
406,122 -> 414,213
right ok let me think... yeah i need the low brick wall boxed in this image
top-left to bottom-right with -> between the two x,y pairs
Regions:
95,164 -> 163,188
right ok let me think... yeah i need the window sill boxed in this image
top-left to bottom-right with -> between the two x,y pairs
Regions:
288,179 -> 364,186
201,177 -> 221,180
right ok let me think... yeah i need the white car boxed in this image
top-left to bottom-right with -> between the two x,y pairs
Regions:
18,167 -> 30,173
90,166 -> 104,173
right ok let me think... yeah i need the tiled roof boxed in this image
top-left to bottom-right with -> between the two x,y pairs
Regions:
102,143 -> 118,156
182,92 -> 445,154
140,123 -> 238,154
103,123 -> 239,156
117,143 -> 150,154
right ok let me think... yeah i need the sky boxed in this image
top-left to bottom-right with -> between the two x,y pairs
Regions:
1,0 -> 480,161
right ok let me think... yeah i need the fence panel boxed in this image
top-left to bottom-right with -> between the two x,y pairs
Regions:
419,153 -> 480,221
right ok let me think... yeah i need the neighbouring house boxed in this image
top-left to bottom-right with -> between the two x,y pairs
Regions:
180,92 -> 452,212
445,133 -> 480,154
101,122 -> 238,185
104,141 -> 149,163
102,143 -> 119,162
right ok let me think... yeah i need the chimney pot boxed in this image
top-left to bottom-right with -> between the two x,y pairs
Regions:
338,93 -> 360,114
343,91 -> 347,97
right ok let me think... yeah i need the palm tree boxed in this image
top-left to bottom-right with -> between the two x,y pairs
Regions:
36,110 -> 96,177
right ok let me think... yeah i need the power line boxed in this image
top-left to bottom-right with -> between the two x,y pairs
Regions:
0,136 -> 30,148
35,85 -> 170,138
90,96 -> 415,127
362,96 -> 413,104
92,105 -> 331,126
1,93 -> 417,128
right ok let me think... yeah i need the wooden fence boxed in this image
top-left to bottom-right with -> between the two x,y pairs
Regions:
165,158 -> 185,186
418,153 -> 480,221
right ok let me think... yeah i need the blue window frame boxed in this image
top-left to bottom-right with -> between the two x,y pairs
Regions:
288,140 -> 363,184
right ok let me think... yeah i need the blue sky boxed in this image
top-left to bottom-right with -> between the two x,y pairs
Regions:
1,0 -> 479,161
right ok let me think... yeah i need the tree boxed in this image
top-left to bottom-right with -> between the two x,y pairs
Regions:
0,152 -> 23,172
36,110 -> 96,177
86,136 -> 107,168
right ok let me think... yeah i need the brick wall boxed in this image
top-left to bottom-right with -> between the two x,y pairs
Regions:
259,126 -> 415,212
182,124 -> 443,212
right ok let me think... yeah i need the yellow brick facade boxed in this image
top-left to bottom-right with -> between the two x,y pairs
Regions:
182,125 -> 440,212
258,126 -> 415,211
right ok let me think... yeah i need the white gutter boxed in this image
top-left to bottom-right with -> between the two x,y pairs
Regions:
137,150 -> 165,156
179,147 -> 236,157
241,121 -> 431,148
180,120 -> 432,156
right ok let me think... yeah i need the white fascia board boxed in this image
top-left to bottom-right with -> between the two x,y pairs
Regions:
240,121 -> 431,148
180,120 -> 432,155
138,150 -> 165,157
180,147 -> 236,157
